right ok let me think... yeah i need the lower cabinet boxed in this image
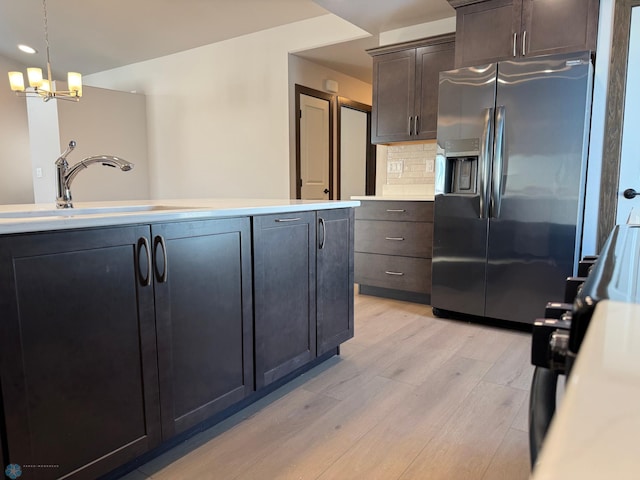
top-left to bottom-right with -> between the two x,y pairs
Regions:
0,226 -> 161,480
355,200 -> 434,303
316,209 -> 354,355
253,208 -> 354,387
153,218 -> 254,438
0,208 -> 354,479
253,211 -> 317,389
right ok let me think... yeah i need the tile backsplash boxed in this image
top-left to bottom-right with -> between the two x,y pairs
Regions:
376,141 -> 436,197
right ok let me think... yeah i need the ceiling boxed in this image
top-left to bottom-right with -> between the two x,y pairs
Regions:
0,0 -> 454,85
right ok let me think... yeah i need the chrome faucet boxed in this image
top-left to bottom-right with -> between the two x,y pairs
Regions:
55,140 -> 134,208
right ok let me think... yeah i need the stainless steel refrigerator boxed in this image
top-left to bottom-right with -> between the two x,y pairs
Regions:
432,51 -> 593,324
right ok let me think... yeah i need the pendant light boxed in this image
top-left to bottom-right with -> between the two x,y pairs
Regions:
7,0 -> 82,102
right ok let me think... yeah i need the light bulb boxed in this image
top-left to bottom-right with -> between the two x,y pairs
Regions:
67,72 -> 82,97
27,67 -> 43,87
8,71 -> 25,92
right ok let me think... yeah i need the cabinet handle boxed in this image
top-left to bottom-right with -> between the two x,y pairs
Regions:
414,116 -> 420,135
153,235 -> 168,283
513,32 -> 518,57
319,217 -> 326,250
385,237 -> 405,241
275,217 -> 301,223
408,116 -> 413,136
385,271 -> 405,276
522,30 -> 527,56
386,209 -> 406,213
137,237 -> 151,287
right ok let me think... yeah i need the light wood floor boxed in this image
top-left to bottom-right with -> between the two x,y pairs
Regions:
122,291 -> 534,480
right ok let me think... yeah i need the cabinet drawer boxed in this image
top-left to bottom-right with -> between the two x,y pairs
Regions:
356,201 -> 434,222
355,253 -> 431,294
355,220 -> 433,258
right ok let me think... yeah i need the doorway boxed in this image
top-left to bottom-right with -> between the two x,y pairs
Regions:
295,85 -> 333,200
337,98 -> 376,199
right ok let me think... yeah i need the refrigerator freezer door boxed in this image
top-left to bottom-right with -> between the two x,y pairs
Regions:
485,52 -> 592,323
432,64 -> 497,316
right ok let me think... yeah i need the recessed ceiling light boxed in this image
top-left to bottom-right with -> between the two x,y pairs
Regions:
18,44 -> 37,54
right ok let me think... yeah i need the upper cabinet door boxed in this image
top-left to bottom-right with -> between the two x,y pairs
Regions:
414,41 -> 456,140
455,0 -> 522,67
371,49 -> 416,143
521,0 -> 599,58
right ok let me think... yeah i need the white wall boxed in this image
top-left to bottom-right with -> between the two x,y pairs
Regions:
288,54 -> 372,198
85,14 -> 369,200
57,86 -> 150,203
26,85 -> 150,205
379,17 -> 456,46
0,54 -> 34,204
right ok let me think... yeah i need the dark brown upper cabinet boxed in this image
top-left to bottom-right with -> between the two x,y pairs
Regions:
369,34 -> 455,144
450,0 -> 600,68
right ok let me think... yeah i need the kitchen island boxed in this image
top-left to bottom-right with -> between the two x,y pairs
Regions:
0,198 -> 358,480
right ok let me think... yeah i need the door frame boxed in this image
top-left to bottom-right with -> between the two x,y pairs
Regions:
598,0 -> 640,249
337,97 -> 376,199
295,84 -> 334,199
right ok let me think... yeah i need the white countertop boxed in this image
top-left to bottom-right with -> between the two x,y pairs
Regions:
532,300 -> 640,479
0,198 -> 360,235
350,195 -> 434,202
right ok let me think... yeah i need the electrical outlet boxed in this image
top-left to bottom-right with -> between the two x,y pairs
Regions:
36,167 -> 43,178
387,160 -> 403,173
426,160 -> 434,173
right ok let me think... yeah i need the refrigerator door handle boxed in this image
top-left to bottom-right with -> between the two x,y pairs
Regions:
491,105 -> 506,219
479,107 -> 494,219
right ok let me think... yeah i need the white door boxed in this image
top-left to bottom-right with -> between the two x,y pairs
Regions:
617,6 -> 640,224
340,106 -> 368,199
300,94 -> 330,200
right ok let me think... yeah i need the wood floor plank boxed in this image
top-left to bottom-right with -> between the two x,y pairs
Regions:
129,292 -> 534,480
234,375 -> 416,480
511,393 -> 530,433
481,428 -> 531,480
139,386 -> 339,479
398,381 -> 527,480
456,326 -> 518,363
483,333 -> 534,390
347,298 -> 429,347
380,320 -> 478,386
303,316 -> 439,400
316,356 -> 492,480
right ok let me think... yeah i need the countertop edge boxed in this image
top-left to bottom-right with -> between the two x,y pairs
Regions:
0,199 -> 360,235
350,196 -> 434,202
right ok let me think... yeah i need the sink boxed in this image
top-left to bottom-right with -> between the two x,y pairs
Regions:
0,205 -> 197,219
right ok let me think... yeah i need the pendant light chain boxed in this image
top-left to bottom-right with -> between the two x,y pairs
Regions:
43,0 -> 53,83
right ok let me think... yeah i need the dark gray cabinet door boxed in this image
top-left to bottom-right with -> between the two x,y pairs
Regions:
521,0 -> 599,58
371,37 -> 454,143
371,49 -> 416,143
454,0 -> 599,67
414,41 -> 456,140
0,226 -> 161,480
153,218 -> 254,438
253,212 -> 317,389
316,209 -> 354,355
455,0 -> 521,68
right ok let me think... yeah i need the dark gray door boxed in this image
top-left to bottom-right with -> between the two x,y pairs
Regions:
485,52 -> 592,323
432,64 -> 497,316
